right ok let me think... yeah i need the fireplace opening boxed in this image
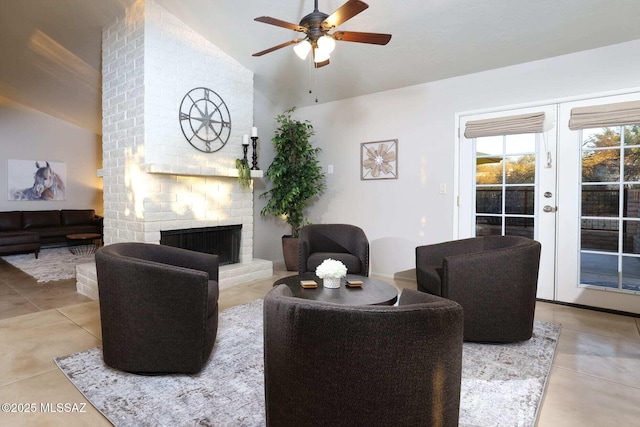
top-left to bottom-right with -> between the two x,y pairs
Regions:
160,225 -> 241,265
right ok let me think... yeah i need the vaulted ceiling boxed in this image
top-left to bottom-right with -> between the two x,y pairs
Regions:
2,0 -> 640,134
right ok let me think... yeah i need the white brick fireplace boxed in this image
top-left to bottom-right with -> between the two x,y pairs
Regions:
76,0 -> 272,299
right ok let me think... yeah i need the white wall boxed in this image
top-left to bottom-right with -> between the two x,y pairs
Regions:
252,39 -> 640,278
252,90 -> 289,266
0,97 -> 102,213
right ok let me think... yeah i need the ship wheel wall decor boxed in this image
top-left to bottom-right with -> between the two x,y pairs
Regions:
179,87 -> 231,153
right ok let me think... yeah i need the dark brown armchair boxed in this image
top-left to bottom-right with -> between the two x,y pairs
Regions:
95,242 -> 219,374
298,224 -> 369,276
416,235 -> 541,343
263,284 -> 464,427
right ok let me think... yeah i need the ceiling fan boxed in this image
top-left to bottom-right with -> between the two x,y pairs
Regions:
252,0 -> 392,68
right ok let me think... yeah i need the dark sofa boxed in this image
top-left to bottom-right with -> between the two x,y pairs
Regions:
0,209 -> 103,258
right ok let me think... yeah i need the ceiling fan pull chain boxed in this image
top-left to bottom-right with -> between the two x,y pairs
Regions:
313,60 -> 319,103
314,59 -> 319,103
308,54 -> 314,95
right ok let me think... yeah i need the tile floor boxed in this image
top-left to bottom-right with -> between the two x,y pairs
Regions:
0,259 -> 639,426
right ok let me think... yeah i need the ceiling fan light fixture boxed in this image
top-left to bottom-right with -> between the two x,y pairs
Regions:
253,1 -> 392,66
316,35 -> 336,54
313,48 -> 330,63
294,39 -> 312,59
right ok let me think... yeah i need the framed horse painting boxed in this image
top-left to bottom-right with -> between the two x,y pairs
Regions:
8,159 -> 67,201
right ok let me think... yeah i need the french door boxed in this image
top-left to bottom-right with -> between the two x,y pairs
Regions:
556,93 -> 640,314
458,105 -> 557,300
459,96 -> 640,314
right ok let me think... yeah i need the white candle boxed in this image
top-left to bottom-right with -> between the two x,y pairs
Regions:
242,134 -> 249,145
251,126 -> 258,137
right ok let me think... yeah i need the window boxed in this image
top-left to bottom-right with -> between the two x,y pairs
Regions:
474,134 -> 537,239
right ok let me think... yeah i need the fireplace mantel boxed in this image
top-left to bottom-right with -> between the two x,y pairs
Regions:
97,164 -> 264,179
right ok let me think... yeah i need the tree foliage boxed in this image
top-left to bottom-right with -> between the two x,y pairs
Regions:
475,155 -> 535,185
581,125 -> 640,182
260,107 -> 326,237
475,125 -> 640,185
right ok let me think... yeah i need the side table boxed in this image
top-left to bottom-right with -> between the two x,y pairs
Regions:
66,233 -> 102,255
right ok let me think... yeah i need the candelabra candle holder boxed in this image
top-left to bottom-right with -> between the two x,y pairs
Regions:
251,136 -> 259,170
242,143 -> 249,163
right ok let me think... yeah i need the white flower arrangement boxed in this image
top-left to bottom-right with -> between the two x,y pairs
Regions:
315,258 -> 348,279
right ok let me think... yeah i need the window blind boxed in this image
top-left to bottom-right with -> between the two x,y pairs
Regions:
568,100 -> 640,130
464,112 -> 545,138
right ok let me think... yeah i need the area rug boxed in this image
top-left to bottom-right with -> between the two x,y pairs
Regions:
56,300 -> 560,427
1,246 -> 94,283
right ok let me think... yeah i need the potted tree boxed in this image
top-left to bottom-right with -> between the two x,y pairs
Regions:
261,107 -> 326,270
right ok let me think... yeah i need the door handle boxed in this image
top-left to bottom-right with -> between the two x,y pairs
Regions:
543,205 -> 557,213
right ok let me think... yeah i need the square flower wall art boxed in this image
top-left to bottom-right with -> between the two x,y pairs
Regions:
361,139 -> 398,180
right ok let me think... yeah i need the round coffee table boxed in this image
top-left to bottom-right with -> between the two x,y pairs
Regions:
66,233 -> 102,255
273,273 -> 398,306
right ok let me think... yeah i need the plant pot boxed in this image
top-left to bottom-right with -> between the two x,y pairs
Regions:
322,277 -> 342,289
282,235 -> 299,271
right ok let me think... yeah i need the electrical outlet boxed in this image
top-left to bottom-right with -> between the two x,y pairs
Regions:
328,165 -> 334,174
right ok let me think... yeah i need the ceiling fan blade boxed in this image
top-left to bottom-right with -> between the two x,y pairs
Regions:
323,0 -> 369,29
254,16 -> 306,33
333,31 -> 392,45
252,38 -> 305,57
314,58 -> 330,68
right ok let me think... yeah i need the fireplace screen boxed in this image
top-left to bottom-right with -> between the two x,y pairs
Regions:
160,225 -> 241,265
